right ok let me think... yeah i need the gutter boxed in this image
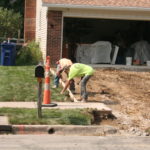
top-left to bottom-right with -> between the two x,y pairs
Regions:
0,125 -> 118,135
42,3 -> 150,12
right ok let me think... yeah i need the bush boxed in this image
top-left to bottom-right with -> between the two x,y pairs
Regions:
16,41 -> 43,65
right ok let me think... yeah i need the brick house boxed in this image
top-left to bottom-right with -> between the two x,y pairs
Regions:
24,0 -> 150,64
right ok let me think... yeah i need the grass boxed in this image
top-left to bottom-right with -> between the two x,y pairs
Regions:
0,108 -> 94,125
0,66 -> 69,102
0,66 -> 94,126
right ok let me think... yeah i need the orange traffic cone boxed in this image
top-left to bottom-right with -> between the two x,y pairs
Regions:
43,56 -> 51,104
42,56 -> 57,107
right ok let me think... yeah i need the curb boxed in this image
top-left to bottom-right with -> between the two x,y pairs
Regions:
0,125 -> 118,136
0,125 -> 12,134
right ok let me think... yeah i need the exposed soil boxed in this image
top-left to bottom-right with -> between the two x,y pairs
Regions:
65,68 -> 150,136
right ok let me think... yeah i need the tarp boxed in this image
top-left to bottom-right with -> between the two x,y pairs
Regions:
76,44 -> 91,64
131,40 -> 150,64
76,41 -> 112,64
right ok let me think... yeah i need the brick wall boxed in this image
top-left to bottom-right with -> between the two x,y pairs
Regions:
24,0 -> 36,42
47,11 -> 62,64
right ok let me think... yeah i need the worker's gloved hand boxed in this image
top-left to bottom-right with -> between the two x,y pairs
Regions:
59,74 -> 62,79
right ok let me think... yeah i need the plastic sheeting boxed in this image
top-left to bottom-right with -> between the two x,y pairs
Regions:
76,41 -> 112,64
131,40 -> 150,64
76,44 -> 91,64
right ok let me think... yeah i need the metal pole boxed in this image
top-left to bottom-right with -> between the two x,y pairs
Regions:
37,78 -> 42,118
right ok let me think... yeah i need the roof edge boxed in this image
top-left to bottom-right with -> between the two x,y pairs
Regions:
42,3 -> 150,12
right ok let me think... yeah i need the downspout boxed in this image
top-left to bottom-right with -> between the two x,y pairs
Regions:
60,13 -> 64,59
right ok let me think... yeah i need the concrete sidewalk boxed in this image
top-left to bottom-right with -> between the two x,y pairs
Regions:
0,101 -> 112,112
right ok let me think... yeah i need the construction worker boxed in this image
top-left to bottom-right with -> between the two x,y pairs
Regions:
53,58 -> 75,93
61,63 -> 94,102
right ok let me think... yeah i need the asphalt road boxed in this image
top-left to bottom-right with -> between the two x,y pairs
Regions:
0,135 -> 150,150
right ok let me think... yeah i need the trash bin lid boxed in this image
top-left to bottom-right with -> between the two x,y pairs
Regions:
1,42 -> 16,48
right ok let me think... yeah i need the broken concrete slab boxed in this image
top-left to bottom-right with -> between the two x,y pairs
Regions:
0,116 -> 9,125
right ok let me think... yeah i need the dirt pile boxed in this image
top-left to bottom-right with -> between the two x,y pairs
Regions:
73,68 -> 150,136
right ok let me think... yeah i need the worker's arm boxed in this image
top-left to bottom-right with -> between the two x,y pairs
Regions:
56,66 -> 64,77
61,80 -> 71,94
56,70 -> 63,78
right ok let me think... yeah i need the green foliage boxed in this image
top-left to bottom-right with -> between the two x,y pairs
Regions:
0,0 -> 24,15
0,7 -> 22,38
16,41 -> 43,65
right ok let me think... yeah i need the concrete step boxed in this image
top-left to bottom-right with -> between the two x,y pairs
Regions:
0,116 -> 9,125
0,102 -> 111,113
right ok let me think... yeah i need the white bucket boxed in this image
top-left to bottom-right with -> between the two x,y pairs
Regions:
146,61 -> 150,66
126,57 -> 132,66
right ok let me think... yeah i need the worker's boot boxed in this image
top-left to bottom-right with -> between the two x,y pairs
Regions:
81,98 -> 87,102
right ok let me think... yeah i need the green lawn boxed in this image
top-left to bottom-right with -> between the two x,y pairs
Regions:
0,66 -> 69,102
0,108 -> 93,125
0,66 -> 95,126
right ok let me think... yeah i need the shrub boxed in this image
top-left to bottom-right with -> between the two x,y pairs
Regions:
16,41 -> 43,65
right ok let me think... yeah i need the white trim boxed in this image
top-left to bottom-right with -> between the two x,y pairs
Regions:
44,84 -> 50,90
42,3 -> 150,12
63,9 -> 150,21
